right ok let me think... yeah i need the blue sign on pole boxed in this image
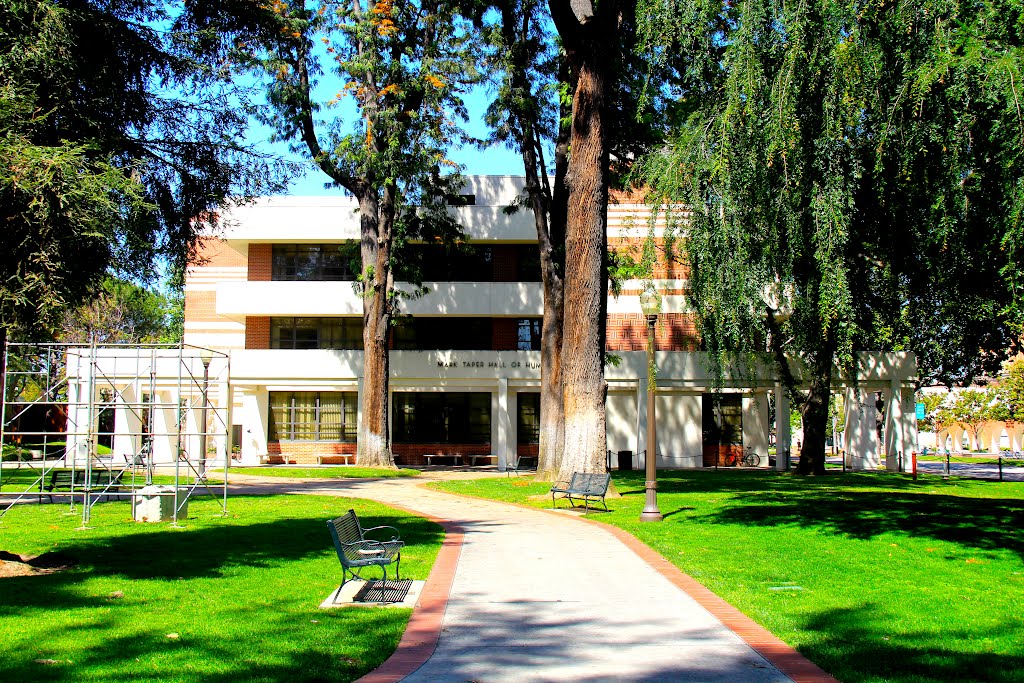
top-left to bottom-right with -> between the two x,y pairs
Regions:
915,402 -> 926,420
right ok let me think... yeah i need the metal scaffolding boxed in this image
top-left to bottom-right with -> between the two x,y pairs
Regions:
1,341 -> 231,527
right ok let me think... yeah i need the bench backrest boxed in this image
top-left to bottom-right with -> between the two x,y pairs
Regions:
569,472 -> 611,495
327,510 -> 367,567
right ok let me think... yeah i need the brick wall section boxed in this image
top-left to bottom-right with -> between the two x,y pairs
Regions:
267,441 -> 356,465
606,313 -> 699,351
184,291 -> 217,318
517,443 -> 539,458
492,318 -> 518,350
248,244 -> 272,281
245,316 -> 271,349
492,245 -> 519,282
195,237 -> 247,266
392,443 -> 492,466
608,237 -> 690,282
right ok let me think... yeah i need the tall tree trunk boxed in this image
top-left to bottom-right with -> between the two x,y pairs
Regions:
537,245 -> 564,479
555,49 -> 611,479
356,189 -> 395,467
798,367 -> 831,475
0,326 -> 7,412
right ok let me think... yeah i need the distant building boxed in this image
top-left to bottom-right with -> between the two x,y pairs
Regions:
59,176 -> 918,470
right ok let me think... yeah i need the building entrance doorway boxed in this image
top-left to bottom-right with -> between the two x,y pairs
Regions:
702,394 -> 743,466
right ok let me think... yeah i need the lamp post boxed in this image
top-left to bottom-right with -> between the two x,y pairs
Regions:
198,349 -> 213,481
639,285 -> 663,522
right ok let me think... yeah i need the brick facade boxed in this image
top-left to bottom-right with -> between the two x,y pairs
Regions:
492,245 -> 519,282
606,313 -> 699,352
608,237 -> 690,283
267,440 -> 356,465
245,317 -> 271,349
195,236 -> 247,267
247,244 -> 272,281
492,318 -> 518,350
392,442 -> 493,466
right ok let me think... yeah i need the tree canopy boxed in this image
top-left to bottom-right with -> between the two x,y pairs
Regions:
0,0 -> 285,342
204,0 -> 481,465
637,0 -> 1024,472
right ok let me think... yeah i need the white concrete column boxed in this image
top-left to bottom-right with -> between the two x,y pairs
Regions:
636,378 -> 648,463
493,379 -> 510,469
743,392 -> 770,460
900,387 -> 918,467
845,386 -> 881,470
883,385 -> 897,469
239,389 -> 269,465
152,389 -> 179,464
64,350 -> 92,464
183,398 -> 202,466
1011,425 -> 1023,452
225,382 -> 236,465
775,385 -> 791,470
112,384 -> 141,460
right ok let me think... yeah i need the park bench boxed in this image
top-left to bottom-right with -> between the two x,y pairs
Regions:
326,509 -> 404,597
316,454 -> 355,465
550,472 -> 611,512
46,469 -> 124,501
504,455 -> 538,477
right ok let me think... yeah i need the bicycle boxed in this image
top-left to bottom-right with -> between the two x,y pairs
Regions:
741,447 -> 761,467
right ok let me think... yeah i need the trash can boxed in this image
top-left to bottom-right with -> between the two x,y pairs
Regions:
617,450 -> 633,471
133,485 -> 189,523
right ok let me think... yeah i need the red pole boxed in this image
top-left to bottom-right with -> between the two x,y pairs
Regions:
912,451 -> 918,481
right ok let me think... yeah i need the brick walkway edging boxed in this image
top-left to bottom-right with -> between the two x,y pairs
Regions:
359,485 -> 838,683
353,504 -> 464,683
592,521 -> 839,683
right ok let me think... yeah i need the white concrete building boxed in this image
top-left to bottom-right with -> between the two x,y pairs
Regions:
63,176 -> 918,471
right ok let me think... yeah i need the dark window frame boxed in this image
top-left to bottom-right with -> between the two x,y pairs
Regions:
271,244 -> 356,281
392,392 -> 491,444
269,391 -> 358,442
516,392 -> 540,444
271,317 -> 363,350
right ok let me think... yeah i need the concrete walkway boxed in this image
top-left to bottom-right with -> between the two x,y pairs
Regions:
229,472 -> 834,683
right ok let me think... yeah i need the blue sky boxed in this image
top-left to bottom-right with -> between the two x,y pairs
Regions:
263,88 -> 525,196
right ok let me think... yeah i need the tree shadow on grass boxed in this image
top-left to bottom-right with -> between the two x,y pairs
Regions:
796,602 -> 1024,683
0,593 -> 412,683
0,496 -> 444,612
700,488 -> 1024,558
613,470 -> 1024,558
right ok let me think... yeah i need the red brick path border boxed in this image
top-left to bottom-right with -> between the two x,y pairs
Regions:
355,511 -> 463,683
358,492 -> 838,683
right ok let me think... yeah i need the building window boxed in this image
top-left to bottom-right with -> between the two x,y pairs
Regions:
391,317 -> 491,350
517,318 -> 541,351
392,392 -> 490,444
272,244 -> 356,281
269,392 -> 357,442
517,393 -> 540,444
271,317 -> 363,349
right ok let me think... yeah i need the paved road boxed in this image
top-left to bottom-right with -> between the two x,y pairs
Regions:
231,473 -> 798,683
915,460 -> 1024,482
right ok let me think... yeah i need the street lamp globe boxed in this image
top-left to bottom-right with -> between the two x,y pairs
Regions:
640,284 -> 662,317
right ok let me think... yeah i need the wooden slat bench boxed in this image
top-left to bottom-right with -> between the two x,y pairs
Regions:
316,454 -> 355,466
46,469 -> 124,501
326,509 -> 404,598
550,472 -> 611,512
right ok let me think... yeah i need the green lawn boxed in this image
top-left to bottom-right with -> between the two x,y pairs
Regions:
220,466 -> 421,479
0,468 -> 195,493
0,494 -> 443,682
429,470 -> 1024,683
